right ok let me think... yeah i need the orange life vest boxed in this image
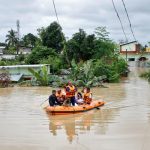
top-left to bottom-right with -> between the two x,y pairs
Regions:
66,85 -> 76,98
84,92 -> 92,104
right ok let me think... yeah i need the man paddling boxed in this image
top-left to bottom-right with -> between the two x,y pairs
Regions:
49,90 -> 61,106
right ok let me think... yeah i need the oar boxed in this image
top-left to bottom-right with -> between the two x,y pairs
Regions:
40,98 -> 49,106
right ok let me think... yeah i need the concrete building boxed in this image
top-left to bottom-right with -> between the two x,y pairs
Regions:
19,46 -> 32,55
0,64 -> 50,82
0,46 -> 32,60
0,46 -> 5,55
120,41 -> 150,61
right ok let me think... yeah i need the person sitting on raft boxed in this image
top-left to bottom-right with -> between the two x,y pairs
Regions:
56,89 -> 65,105
49,90 -> 61,106
83,87 -> 92,104
65,81 -> 77,106
75,92 -> 84,105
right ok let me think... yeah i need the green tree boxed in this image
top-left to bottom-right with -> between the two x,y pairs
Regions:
28,66 -> 49,86
26,45 -> 57,64
38,21 -> 65,53
66,29 -> 96,62
22,33 -> 38,48
40,55 -> 63,74
93,40 -> 116,59
94,26 -> 109,41
5,29 -> 18,54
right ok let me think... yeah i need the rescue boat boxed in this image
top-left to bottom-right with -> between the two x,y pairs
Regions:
45,100 -> 105,115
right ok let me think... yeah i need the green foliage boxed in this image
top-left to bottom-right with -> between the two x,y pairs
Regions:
140,71 -> 150,82
16,54 -> 25,62
38,21 -> 65,53
28,66 -> 49,86
40,55 -> 63,74
0,58 -> 25,66
4,46 -> 16,54
93,58 -> 127,82
69,59 -> 127,84
94,26 -> 110,41
65,28 -> 117,63
5,29 -> 18,54
66,29 -> 96,62
26,45 -> 57,64
69,60 -> 107,86
93,40 -> 116,59
1,24 -> 128,86
22,33 -> 38,48
69,59 -> 83,80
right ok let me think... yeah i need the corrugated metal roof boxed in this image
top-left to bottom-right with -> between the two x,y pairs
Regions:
10,74 -> 23,82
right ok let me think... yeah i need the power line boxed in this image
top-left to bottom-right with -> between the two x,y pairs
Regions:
121,0 -> 137,41
52,0 -> 60,24
111,0 -> 128,42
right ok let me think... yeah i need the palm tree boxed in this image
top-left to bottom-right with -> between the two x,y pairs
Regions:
5,29 -> 18,53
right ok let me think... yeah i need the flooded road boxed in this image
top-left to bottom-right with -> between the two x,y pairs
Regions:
0,66 -> 150,150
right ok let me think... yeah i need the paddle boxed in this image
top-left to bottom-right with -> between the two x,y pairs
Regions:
40,98 -> 49,106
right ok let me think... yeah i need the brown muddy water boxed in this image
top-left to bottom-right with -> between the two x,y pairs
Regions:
0,66 -> 150,150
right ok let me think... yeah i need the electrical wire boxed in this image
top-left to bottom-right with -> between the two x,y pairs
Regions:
121,0 -> 137,41
52,0 -> 60,24
112,0 -> 128,42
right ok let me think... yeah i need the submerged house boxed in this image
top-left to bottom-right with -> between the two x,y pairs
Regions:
0,64 -> 50,82
120,41 -> 150,61
120,41 -> 141,61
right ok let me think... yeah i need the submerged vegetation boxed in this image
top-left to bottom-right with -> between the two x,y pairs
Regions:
0,21 -> 128,87
140,71 -> 150,82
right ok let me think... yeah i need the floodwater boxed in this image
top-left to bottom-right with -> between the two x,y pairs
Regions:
0,66 -> 150,150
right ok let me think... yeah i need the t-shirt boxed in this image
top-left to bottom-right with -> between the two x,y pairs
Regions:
49,94 -> 58,106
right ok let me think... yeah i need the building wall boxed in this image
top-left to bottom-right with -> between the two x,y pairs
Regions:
0,65 -> 50,77
0,55 -> 16,60
120,53 -> 150,61
121,43 -> 136,52
146,47 -> 150,53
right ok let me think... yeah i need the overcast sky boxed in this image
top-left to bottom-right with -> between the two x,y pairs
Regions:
0,0 -> 149,44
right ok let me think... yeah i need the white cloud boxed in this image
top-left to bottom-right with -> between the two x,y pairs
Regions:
0,0 -> 150,44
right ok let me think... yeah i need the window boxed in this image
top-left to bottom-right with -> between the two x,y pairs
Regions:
128,58 -> 135,61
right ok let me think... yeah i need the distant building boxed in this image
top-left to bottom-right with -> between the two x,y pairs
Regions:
0,55 -> 16,60
0,46 -> 5,55
19,46 -> 32,55
0,46 -> 32,60
0,64 -> 50,82
120,41 -> 141,54
120,41 -> 150,61
146,47 -> 150,53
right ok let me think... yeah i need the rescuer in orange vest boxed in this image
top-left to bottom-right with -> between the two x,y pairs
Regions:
83,87 -> 92,104
65,81 -> 77,106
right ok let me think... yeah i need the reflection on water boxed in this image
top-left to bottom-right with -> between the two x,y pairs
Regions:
47,107 -> 122,143
0,66 -> 150,150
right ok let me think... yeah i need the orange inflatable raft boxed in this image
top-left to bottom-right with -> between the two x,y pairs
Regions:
46,100 -> 105,114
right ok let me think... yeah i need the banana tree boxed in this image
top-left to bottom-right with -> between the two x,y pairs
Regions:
28,66 -> 49,86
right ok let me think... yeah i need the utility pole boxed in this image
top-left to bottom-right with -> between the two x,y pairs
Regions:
16,20 -> 20,55
126,49 -> 128,61
16,20 -> 20,40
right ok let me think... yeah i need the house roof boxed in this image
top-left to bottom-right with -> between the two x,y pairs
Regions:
0,64 -> 49,69
120,41 -> 138,46
10,74 -> 23,82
